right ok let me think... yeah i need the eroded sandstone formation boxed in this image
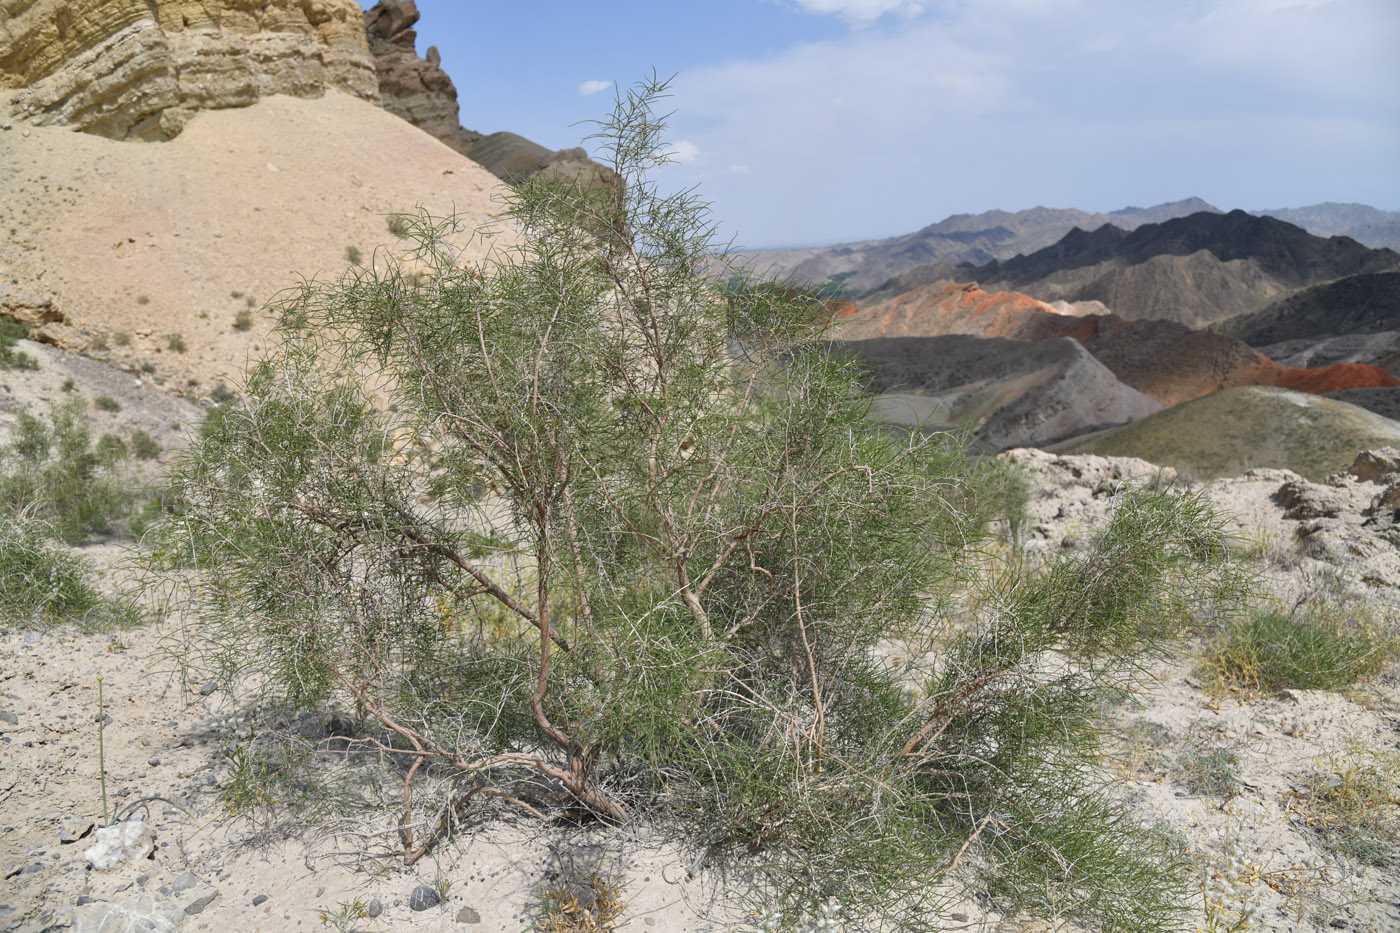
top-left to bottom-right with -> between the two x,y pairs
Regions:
1,0 -> 379,140
362,0 -> 478,154
360,0 -> 618,191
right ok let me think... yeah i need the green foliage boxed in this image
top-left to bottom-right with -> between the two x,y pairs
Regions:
0,317 -> 38,370
130,429 -> 161,461
233,309 -> 253,332
167,332 -> 187,353
344,244 -> 363,265
154,77 -> 1250,932
1,395 -> 135,543
93,394 -> 121,413
0,517 -> 139,630
387,213 -> 411,237
1203,608 -> 1393,694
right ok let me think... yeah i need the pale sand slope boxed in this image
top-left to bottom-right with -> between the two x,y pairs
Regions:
0,90 -> 510,393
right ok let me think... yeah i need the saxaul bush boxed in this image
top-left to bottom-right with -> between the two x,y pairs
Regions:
154,77 -> 1251,931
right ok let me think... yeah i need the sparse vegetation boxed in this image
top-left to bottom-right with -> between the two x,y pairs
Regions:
387,213 -> 411,237
1297,734 -> 1400,867
1203,607 -> 1394,695
1,396 -> 136,543
0,317 -> 39,370
93,394 -> 121,413
0,518 -> 138,630
344,244 -> 363,265
140,361 -> 156,374
167,332 -> 186,352
153,79 -> 1251,932
113,331 -> 131,347
136,294 -> 150,306
233,308 -> 253,331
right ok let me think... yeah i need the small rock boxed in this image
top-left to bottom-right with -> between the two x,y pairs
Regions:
1329,920 -> 1349,929
251,894 -> 269,906
171,871 -> 197,893
147,757 -> 160,767
409,885 -> 440,911
0,711 -> 17,725
83,820 -> 155,870
18,862 -> 43,875
75,895 -> 96,906
198,681 -> 217,696
23,630 -> 42,645
457,905 -> 481,924
1349,447 -> 1400,483
185,893 -> 218,915
59,819 -> 94,843
365,897 -> 383,918
72,893 -> 182,932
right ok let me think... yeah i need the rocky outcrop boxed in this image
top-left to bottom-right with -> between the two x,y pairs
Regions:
1,0 -> 379,140
362,0 -> 478,154
361,1 -> 618,192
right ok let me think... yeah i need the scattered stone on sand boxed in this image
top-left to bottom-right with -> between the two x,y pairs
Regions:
83,820 -> 155,871
409,885 -> 441,911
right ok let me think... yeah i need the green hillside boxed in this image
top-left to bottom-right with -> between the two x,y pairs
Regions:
1051,386 -> 1400,481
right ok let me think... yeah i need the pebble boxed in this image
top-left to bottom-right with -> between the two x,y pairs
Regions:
171,871 -> 197,893
0,711 -> 17,725
457,906 -> 480,924
409,885 -> 440,911
147,756 -> 160,767
252,894 -> 269,906
365,897 -> 383,918
59,818 -> 94,843
185,893 -> 218,915
198,681 -> 217,696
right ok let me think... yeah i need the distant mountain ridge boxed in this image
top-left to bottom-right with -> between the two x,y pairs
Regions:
733,199 -> 1221,297
1250,203 -> 1400,251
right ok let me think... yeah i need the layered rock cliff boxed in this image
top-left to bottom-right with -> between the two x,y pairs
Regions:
1,0 -> 379,140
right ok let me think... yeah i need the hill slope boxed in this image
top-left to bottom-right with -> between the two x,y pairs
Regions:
834,335 -> 1161,450
0,89 -> 507,394
1051,386 -> 1400,481
842,281 -> 1398,406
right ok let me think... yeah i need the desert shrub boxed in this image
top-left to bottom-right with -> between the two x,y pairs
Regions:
233,309 -> 253,332
0,317 -> 38,371
387,213 -> 411,237
93,394 -> 121,413
0,396 -> 134,543
167,332 -> 187,352
344,244 -> 363,265
154,79 -> 1250,932
130,429 -> 161,461
113,331 -> 132,347
0,517 -> 139,630
1203,608 -> 1393,694
139,361 -> 156,374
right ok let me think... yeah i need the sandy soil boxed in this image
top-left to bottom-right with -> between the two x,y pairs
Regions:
0,89 -> 510,396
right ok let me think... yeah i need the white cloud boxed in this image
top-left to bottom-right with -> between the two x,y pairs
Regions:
664,0 -> 1399,247
577,79 -> 611,97
789,0 -> 925,26
663,140 -> 701,164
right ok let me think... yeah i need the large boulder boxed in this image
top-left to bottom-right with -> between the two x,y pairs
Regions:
1,0 -> 379,140
362,0 -> 478,154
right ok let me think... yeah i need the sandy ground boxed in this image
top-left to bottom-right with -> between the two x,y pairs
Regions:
1,448 -> 1398,932
0,89 -> 510,395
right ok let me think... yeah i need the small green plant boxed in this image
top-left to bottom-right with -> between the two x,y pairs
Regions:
136,295 -> 149,306
0,317 -> 38,370
387,213 -> 411,237
1178,747 -> 1240,798
97,672 -> 109,824
317,898 -> 369,932
208,383 -> 237,404
344,244 -> 363,265
1203,609 -> 1393,694
233,309 -> 253,332
140,361 -> 156,374
130,429 -> 161,461
93,394 -> 121,412
113,331 -> 131,347
167,333 -> 186,352
61,377 -> 76,392
537,874 -> 627,933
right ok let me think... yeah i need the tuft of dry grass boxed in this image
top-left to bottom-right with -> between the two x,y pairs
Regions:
1291,734 -> 1400,867
535,874 -> 627,933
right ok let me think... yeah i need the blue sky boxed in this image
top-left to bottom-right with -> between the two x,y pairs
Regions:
364,0 -> 1400,249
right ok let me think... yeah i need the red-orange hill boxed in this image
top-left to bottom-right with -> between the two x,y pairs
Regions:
836,281 -> 1396,406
